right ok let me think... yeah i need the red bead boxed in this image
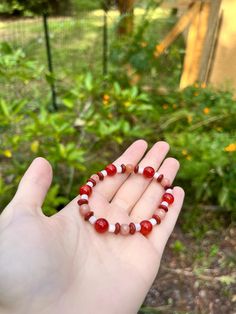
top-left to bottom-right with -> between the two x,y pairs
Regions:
105,164 -> 117,176
94,218 -> 109,233
129,222 -> 136,235
152,214 -> 161,224
77,199 -> 88,206
143,166 -> 155,178
159,204 -> 168,212
97,171 -> 104,181
121,164 -> 126,173
87,178 -> 96,186
79,185 -> 92,196
134,165 -> 139,173
84,211 -> 94,221
162,193 -> 174,205
157,174 -> 164,182
140,220 -> 153,236
114,222 -> 121,234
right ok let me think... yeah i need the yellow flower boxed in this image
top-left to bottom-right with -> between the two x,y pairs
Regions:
172,104 -> 177,109
182,149 -> 188,156
224,143 -> 236,152
103,94 -> 110,101
187,115 -> 192,123
124,101 -> 132,108
154,43 -> 164,57
194,83 -> 199,88
31,140 -> 39,153
186,155 -> 192,160
3,149 -> 12,158
201,82 -> 207,89
203,107 -> 210,114
162,104 -> 168,110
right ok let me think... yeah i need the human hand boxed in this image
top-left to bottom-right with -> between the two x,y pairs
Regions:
0,140 -> 184,314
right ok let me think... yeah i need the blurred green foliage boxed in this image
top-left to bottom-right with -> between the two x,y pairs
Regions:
0,42 -> 235,224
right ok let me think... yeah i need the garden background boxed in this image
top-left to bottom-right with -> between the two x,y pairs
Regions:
0,0 -> 235,313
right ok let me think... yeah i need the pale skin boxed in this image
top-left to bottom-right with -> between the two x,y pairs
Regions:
0,140 -> 185,314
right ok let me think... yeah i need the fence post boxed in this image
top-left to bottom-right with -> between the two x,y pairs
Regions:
103,2 -> 108,75
43,14 -> 58,110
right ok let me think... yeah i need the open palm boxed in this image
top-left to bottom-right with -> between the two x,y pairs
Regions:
0,140 -> 184,314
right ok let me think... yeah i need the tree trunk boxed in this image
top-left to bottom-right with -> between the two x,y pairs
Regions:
117,0 -> 135,35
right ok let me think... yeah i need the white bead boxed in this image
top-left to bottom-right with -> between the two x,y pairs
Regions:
166,188 -> 173,194
116,165 -> 122,173
138,167 -> 144,174
135,223 -> 141,231
81,194 -> 88,200
88,216 -> 97,224
149,218 -> 157,226
161,201 -> 169,207
101,170 -> 108,177
86,181 -> 94,188
108,224 -> 116,233
154,172 -> 160,179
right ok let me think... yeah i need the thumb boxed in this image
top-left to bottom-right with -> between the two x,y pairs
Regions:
11,157 -> 53,215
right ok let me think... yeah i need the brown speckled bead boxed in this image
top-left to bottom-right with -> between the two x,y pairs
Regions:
154,208 -> 166,220
161,178 -> 170,189
91,174 -> 100,183
126,164 -> 134,174
79,204 -> 90,216
121,224 -> 130,235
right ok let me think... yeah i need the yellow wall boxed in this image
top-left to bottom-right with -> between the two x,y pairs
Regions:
210,0 -> 236,91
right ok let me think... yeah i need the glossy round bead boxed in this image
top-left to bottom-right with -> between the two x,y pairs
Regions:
84,211 -> 94,221
114,222 -> 121,234
97,171 -> 104,181
126,164 -> 134,174
121,164 -> 126,173
152,214 -> 161,224
134,165 -> 139,173
79,204 -> 90,216
143,166 -> 155,178
129,222 -> 136,235
154,208 -> 166,220
157,174 -> 164,182
121,224 -> 130,235
80,185 -> 92,196
94,218 -> 109,233
159,204 -> 168,212
162,193 -> 174,204
91,174 -> 100,183
140,220 -> 153,236
161,178 -> 170,189
105,164 -> 117,176
77,198 -> 88,206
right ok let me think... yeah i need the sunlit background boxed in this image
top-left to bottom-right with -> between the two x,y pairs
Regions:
0,0 -> 235,313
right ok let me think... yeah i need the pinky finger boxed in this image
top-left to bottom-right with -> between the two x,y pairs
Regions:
148,186 -> 185,255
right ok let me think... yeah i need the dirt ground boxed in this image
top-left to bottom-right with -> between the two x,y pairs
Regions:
140,223 -> 236,314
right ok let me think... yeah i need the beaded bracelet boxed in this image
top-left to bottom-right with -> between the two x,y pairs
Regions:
77,164 -> 174,236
